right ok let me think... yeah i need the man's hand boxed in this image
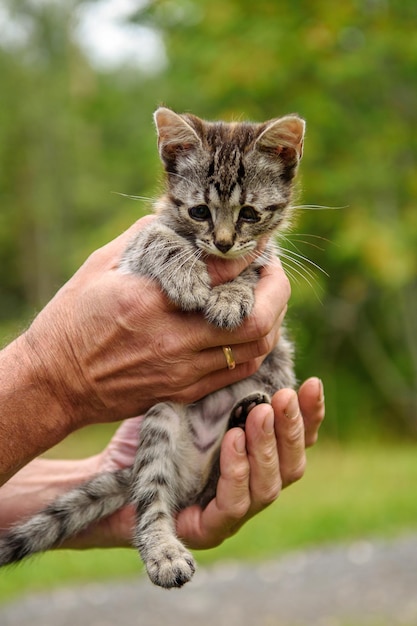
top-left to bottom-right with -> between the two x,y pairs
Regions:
58,377 -> 324,550
23,217 -> 291,429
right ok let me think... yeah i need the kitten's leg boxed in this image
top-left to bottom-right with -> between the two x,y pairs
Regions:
204,266 -> 259,329
131,403 -> 197,589
120,222 -> 211,311
204,243 -> 276,329
0,469 -> 131,566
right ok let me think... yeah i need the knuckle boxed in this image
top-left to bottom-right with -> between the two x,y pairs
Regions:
258,481 -> 282,507
305,431 -> 319,448
259,442 -> 277,467
164,361 -> 193,391
236,359 -> 260,379
253,306 -> 276,338
254,334 -> 274,358
285,458 -> 307,486
230,462 -> 250,487
152,335 -> 196,384
153,331 -> 178,360
283,420 -> 305,448
226,497 -> 251,521
84,247 -> 104,268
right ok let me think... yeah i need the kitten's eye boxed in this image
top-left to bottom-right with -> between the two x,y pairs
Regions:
239,206 -> 260,223
189,205 -> 211,221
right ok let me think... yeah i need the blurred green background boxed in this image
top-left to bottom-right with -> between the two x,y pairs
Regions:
1,0 -> 417,603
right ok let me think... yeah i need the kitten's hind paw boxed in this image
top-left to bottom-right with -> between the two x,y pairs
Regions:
145,540 -> 196,589
229,392 -> 271,429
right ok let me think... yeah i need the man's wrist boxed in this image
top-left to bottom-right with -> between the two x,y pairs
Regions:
22,308 -> 97,432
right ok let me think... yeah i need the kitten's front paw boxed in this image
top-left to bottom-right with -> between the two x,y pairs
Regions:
145,539 -> 196,589
121,224 -> 211,312
205,283 -> 255,330
164,266 -> 210,312
229,392 -> 271,429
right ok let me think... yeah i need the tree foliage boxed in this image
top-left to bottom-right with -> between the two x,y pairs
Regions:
1,0 -> 416,437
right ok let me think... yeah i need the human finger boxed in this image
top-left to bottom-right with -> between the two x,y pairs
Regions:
195,308 -> 284,375
161,308 -> 285,406
243,403 -> 282,512
181,256 -> 289,354
271,388 -> 307,488
187,260 -> 289,353
297,377 -> 325,447
176,428 -> 251,549
238,257 -> 291,342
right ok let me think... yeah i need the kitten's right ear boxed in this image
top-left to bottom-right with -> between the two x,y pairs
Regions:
154,107 -> 201,168
255,115 -> 306,162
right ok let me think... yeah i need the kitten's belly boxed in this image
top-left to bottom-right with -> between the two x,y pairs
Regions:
186,387 -> 235,454
187,378 -> 264,451
198,387 -> 237,424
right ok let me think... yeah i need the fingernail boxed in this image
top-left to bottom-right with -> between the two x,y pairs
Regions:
317,378 -> 325,403
234,431 -> 246,453
285,391 -> 300,420
263,408 -> 275,435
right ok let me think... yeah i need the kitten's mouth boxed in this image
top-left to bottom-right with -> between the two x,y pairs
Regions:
199,242 -> 257,261
200,237 -> 268,262
209,249 -> 247,260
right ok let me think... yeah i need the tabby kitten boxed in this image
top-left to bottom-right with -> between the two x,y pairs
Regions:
0,108 -> 305,588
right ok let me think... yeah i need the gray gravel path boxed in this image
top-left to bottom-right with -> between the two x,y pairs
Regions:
1,535 -> 417,626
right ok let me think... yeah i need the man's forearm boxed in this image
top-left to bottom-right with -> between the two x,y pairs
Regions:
0,337 -> 74,485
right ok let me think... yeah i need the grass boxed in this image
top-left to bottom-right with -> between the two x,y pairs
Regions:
1,439 -> 417,604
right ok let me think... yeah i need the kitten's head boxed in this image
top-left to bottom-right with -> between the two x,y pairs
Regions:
154,107 -> 305,259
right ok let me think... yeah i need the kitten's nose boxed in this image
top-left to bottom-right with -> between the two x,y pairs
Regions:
215,241 -> 233,254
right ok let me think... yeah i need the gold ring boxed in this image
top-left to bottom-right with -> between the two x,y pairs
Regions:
222,346 -> 236,370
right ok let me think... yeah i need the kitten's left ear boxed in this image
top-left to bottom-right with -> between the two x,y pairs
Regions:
255,115 -> 306,163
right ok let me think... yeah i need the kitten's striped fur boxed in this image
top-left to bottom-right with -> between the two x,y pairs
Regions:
0,108 -> 305,588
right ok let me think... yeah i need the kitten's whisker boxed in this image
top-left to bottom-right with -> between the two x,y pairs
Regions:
245,241 -> 280,267
140,242 -> 201,282
286,232 -> 336,251
248,249 -> 273,267
279,261 -> 302,287
166,171 -> 193,185
279,234 -> 310,253
162,251 -> 196,276
186,249 -> 204,285
278,244 -> 326,292
288,232 -> 334,243
280,258 -> 323,303
161,248 -> 201,282
278,251 -> 319,285
280,233 -> 325,253
112,191 -> 154,203
290,204 -> 347,211
278,243 -> 329,277
287,238 -> 325,252
145,241 -> 193,258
